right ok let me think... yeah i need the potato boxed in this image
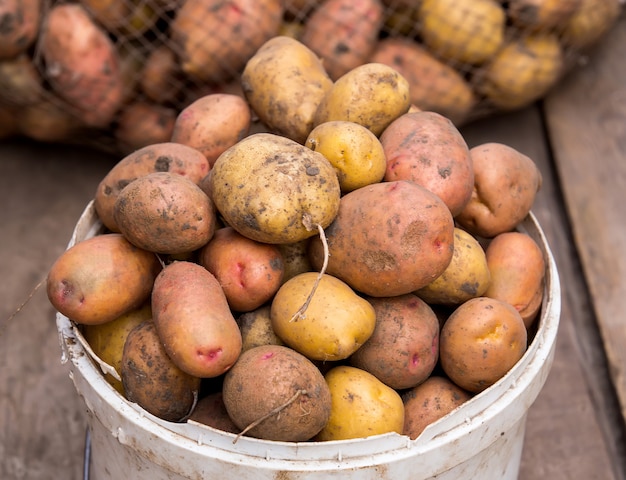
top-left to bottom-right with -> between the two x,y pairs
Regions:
0,0 -> 40,59
152,261 -> 242,378
417,0 -> 505,65
188,392 -> 239,433
402,376 -> 472,440
170,94 -> 251,167
222,344 -> 331,441
416,227 -> 491,305
300,0 -> 384,80
484,232 -> 546,329
47,233 -> 161,325
209,133 -> 341,244
562,0 -> 622,49
314,365 -> 404,441
305,120 -> 387,192
350,294 -> 440,390
0,105 -> 18,140
115,101 -> 177,154
456,142 -> 543,238
241,36 -> 333,144
82,302 -> 152,395
114,172 -> 217,255
439,297 -> 528,393
140,45 -> 183,105
0,54 -> 44,107
370,38 -> 477,126
308,180 -> 455,297
94,142 -> 210,233
79,0 -> 131,31
15,99 -> 82,143
39,3 -> 125,127
199,226 -> 285,312
237,305 -> 285,352
122,321 -> 201,422
508,0 -> 581,31
313,62 -> 411,136
271,272 -> 377,361
380,111 -> 474,217
171,0 -> 283,83
479,33 -> 564,110
277,240 -> 313,283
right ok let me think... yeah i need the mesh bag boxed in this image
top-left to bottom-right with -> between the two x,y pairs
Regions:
0,0 -> 622,153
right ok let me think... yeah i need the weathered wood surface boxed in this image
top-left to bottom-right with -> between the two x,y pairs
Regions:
543,13 -> 626,428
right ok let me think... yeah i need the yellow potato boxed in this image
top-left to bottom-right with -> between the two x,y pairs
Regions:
562,0 -> 621,49
418,0 -> 505,65
237,305 -> 285,353
313,62 -> 411,136
314,365 -> 404,441
305,121 -> 387,192
209,133 -> 341,244
508,0 -> 581,31
416,227 -> 491,305
241,36 -> 333,144
271,272 -> 376,361
479,34 -> 564,110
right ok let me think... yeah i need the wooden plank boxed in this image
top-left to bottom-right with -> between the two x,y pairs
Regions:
543,13 -> 626,425
461,105 -> 622,480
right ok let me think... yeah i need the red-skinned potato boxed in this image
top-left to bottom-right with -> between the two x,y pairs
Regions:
456,142 -> 542,238
95,142 -> 210,233
300,0 -> 384,80
171,94 -> 251,167
115,101 -> 178,154
308,180 -> 455,297
380,111 -> 474,217
151,261 -> 242,378
39,3 -> 124,127
484,231 -> 546,328
199,226 -> 285,312
0,0 -> 40,60
47,233 -> 161,325
350,294 -> 440,390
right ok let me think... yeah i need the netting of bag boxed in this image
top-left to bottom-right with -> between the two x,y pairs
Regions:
0,0 -> 622,153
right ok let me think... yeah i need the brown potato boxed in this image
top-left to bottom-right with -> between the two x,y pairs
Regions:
122,321 -> 201,422
308,180 -> 455,297
300,0 -> 384,80
39,3 -> 124,127
0,54 -> 44,107
484,232 -> 546,329
140,45 -> 183,105
188,392 -> 239,433
199,226 -> 285,312
171,0 -> 283,83
114,172 -> 217,255
0,0 -> 40,59
47,233 -> 161,325
380,111 -> 474,217
370,38 -> 477,126
170,94 -> 251,167
350,294 -> 440,390
402,376 -> 472,440
95,142 -> 210,233
222,344 -> 331,441
15,99 -> 82,143
508,0 -> 581,31
456,142 -> 542,238
115,101 -> 178,154
277,240 -> 313,283
439,297 -> 528,393
152,261 -> 242,378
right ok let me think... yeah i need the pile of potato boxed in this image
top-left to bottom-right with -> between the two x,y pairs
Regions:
47,37 -> 549,443
0,0 -> 622,152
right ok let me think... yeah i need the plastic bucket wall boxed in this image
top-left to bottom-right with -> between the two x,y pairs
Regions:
57,201 -> 561,480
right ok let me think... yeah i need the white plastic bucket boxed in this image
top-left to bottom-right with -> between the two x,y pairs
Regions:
57,201 -> 560,480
